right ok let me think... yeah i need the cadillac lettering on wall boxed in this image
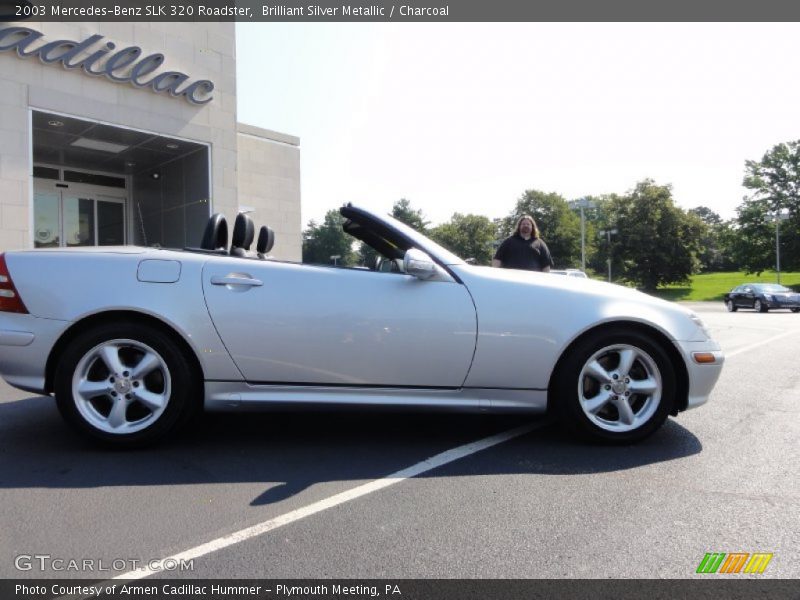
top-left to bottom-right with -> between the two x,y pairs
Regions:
0,26 -> 215,105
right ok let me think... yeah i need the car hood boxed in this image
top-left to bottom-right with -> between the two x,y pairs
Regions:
453,265 -> 706,342
460,265 -> 677,305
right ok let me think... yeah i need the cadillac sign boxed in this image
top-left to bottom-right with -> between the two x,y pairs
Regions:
0,26 -> 215,105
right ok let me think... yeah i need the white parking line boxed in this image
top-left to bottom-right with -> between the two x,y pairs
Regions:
114,421 -> 543,580
724,329 -> 800,359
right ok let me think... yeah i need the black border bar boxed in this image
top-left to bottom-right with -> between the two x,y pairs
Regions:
5,0 -> 800,22
3,579 -> 800,600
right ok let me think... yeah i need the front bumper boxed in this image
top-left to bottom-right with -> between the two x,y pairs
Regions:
766,298 -> 800,309
673,339 -> 724,410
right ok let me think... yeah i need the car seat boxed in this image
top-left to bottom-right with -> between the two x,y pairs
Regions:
230,213 -> 255,257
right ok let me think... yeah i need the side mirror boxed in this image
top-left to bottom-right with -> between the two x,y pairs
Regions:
403,248 -> 437,280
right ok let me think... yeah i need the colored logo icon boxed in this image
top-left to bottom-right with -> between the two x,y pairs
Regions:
696,552 -> 773,574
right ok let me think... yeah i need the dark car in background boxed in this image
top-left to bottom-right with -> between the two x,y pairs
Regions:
724,283 -> 800,313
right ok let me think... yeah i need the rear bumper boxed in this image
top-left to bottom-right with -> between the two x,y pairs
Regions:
674,339 -> 724,410
0,314 -> 68,394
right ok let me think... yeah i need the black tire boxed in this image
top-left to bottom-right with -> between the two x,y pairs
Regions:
791,308 -> 800,313
54,321 -> 200,448
552,328 -> 676,444
725,299 -> 737,312
754,299 -> 767,313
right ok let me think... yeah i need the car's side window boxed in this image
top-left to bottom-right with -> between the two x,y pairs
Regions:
300,244 -> 405,274
376,257 -> 404,273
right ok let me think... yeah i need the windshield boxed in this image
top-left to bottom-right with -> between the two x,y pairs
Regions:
753,284 -> 791,293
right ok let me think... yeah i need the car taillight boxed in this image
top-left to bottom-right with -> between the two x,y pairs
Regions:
0,253 -> 28,314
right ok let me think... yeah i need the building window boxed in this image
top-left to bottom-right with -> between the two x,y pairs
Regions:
32,110 -> 210,249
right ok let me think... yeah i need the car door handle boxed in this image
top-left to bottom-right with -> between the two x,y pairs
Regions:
210,275 -> 263,287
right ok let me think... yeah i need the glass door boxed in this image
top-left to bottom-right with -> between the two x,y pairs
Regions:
63,195 -> 96,247
33,190 -> 61,248
96,197 -> 126,246
33,181 -> 127,248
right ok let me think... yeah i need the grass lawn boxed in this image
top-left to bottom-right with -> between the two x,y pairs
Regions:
650,271 -> 800,302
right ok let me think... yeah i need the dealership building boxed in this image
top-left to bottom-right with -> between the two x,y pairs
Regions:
0,21 -> 301,259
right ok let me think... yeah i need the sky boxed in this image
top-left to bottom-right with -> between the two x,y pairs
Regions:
236,23 -> 800,228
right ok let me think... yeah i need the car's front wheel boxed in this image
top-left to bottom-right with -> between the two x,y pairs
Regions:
54,322 -> 199,447
725,299 -> 737,312
554,329 -> 676,444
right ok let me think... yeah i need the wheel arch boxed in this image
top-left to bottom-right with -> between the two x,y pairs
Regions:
45,310 -> 205,398
547,320 -> 689,415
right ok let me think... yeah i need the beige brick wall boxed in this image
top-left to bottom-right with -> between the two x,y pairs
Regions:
0,21 -> 239,250
0,69 -> 30,248
236,125 -> 302,262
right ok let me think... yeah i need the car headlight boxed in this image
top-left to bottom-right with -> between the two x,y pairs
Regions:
689,313 -> 711,339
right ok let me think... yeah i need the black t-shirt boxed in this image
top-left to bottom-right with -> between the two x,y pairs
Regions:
494,234 -> 553,271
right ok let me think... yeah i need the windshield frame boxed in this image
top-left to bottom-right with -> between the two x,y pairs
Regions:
341,204 -> 467,267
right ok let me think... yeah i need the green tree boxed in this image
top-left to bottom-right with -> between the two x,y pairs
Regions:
302,209 -> 356,266
738,140 -> 800,273
729,197 -> 779,275
429,213 -> 496,265
391,198 -> 429,233
583,195 -> 620,277
357,241 -> 379,269
715,222 -> 740,271
689,206 -> 722,227
743,140 -> 800,211
688,206 -> 729,272
610,180 -> 702,290
500,190 -> 582,269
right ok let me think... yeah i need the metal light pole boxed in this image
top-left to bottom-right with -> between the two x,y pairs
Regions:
598,228 -> 618,282
569,198 -> 596,271
777,220 -> 781,284
768,211 -> 789,283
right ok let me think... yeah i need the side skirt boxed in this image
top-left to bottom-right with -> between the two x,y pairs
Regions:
204,382 -> 548,414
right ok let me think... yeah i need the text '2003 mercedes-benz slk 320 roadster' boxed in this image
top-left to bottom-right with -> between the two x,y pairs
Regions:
0,204 -> 723,447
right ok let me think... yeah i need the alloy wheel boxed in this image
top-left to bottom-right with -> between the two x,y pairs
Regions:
577,344 -> 662,433
71,339 -> 172,434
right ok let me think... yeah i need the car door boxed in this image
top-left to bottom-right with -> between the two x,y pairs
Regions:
741,286 -> 755,308
202,258 -> 477,387
730,285 -> 743,307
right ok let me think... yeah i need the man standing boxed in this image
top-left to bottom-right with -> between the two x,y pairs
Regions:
492,215 -> 553,272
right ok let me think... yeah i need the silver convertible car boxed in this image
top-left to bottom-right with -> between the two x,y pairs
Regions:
0,204 -> 723,446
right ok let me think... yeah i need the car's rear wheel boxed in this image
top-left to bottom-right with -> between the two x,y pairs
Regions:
54,322 -> 199,447
554,329 -> 676,444
754,299 -> 767,313
725,299 -> 737,312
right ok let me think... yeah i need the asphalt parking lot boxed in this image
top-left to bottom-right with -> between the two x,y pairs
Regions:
0,301 -> 798,580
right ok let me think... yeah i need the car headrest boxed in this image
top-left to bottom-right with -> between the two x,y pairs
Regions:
231,213 -> 255,256
200,213 -> 228,251
257,225 -> 275,258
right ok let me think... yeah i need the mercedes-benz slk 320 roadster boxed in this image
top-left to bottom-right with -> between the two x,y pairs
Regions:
0,204 -> 723,446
